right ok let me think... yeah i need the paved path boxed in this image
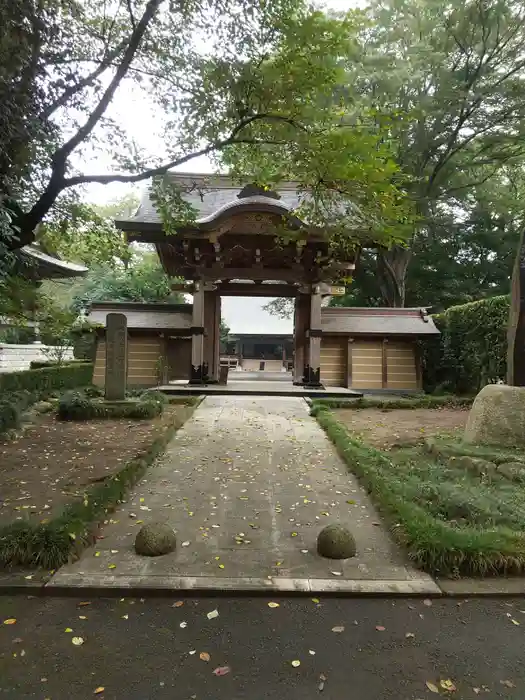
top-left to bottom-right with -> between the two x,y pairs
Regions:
1,594 -> 524,699
50,397 -> 435,593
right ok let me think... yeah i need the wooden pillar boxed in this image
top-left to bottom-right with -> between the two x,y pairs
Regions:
214,295 -> 221,380
304,285 -> 323,387
204,286 -> 220,382
189,280 -> 207,384
293,294 -> 309,384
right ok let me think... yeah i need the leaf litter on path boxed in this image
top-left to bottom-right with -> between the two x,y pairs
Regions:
213,666 -> 231,676
200,652 -> 211,662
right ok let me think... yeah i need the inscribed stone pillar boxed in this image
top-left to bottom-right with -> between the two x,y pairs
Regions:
204,287 -> 220,382
293,294 -> 310,384
507,228 -> 525,385
105,312 -> 128,400
189,281 -> 207,384
304,286 -> 323,387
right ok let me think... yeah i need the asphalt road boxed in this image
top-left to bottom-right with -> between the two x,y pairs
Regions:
0,594 -> 523,699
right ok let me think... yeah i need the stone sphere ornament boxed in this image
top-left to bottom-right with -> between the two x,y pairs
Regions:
317,524 -> 356,559
134,522 -> 177,557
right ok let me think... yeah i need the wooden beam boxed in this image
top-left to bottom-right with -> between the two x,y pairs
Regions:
216,283 -> 299,297
202,267 -> 309,282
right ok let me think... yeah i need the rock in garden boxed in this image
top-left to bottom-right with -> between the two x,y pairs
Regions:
317,524 -> 356,559
464,384 -> 525,448
134,522 -> 177,557
448,455 -> 496,477
497,462 -> 525,482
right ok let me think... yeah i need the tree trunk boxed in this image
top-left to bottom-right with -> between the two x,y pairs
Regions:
376,246 -> 412,307
507,227 -> 525,385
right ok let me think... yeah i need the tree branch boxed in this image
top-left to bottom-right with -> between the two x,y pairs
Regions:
17,0 -> 164,247
63,136 -> 287,187
41,41 -> 128,120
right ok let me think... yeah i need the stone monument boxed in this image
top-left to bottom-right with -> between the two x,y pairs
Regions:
105,312 -> 128,401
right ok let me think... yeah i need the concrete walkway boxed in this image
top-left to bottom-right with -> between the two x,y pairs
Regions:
50,397 -> 437,594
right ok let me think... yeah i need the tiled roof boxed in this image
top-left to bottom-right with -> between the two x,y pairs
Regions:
20,246 -> 88,279
116,173 -> 304,227
321,307 -> 440,336
88,302 -> 192,330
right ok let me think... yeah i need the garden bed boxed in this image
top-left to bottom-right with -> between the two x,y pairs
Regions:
332,406 -> 469,449
315,405 -> 525,577
0,399 -> 198,568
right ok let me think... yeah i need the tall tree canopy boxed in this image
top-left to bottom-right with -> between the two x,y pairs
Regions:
354,0 -> 525,306
262,0 -> 525,314
1,0 -> 415,267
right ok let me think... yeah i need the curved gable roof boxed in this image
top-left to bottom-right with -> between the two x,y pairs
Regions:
115,173 -> 306,231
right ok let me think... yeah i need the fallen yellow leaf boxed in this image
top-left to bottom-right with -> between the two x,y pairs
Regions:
94,687 -> 105,695
173,601 -> 184,608
426,681 -> 440,693
3,619 -> 16,625
72,637 -> 84,646
199,652 -> 210,662
440,679 -> 457,692
65,628 -> 73,633
291,660 -> 301,668
108,564 -> 116,569
268,602 -> 280,608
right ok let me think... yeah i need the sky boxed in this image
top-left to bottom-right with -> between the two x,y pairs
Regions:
79,0 -> 357,334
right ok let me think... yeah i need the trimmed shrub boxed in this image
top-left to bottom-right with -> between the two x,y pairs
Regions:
57,390 -> 165,421
57,391 -> 94,421
422,295 -> 509,395
0,364 -> 93,436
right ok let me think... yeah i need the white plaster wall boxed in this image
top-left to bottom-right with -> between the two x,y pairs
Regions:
0,344 -> 74,373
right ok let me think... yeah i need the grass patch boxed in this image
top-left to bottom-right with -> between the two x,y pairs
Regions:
311,395 -> 473,414
0,403 -> 197,570
424,436 -> 525,465
315,406 -> 525,577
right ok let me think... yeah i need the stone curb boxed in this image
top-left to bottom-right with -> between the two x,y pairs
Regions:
436,578 -> 525,596
3,574 -> 525,597
43,573 -> 441,597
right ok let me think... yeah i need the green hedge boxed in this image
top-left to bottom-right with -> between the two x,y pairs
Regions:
0,362 -> 93,395
0,363 -> 93,435
310,395 -> 473,414
423,295 -> 509,395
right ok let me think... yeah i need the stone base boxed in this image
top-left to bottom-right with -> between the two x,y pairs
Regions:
302,366 -> 323,388
464,384 -> 525,447
189,363 -> 209,385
